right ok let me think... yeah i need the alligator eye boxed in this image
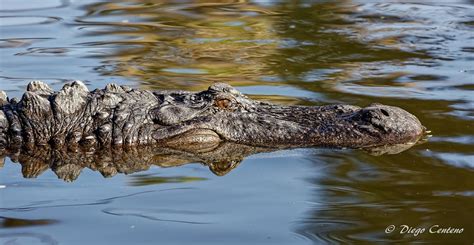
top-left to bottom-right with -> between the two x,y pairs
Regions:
215,98 -> 231,109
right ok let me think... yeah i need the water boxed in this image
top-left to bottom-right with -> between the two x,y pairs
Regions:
1,0 -> 473,243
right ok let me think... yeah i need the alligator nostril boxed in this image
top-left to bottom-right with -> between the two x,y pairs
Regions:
380,109 -> 390,117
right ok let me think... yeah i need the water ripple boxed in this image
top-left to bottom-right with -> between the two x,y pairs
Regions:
0,233 -> 58,245
0,188 -> 193,212
0,0 -> 69,12
102,208 -> 211,225
0,38 -> 52,49
0,16 -> 61,27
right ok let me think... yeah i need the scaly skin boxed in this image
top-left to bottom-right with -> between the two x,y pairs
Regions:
0,81 -> 425,151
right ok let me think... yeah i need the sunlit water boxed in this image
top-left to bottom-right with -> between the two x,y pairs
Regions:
1,0 -> 473,244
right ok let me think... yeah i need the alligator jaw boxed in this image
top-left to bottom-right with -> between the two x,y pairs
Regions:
161,128 -> 222,152
150,102 -> 425,149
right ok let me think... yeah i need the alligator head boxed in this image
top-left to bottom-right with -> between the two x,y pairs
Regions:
0,81 -> 425,152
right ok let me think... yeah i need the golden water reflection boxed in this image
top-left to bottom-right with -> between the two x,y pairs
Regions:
77,0 -> 284,90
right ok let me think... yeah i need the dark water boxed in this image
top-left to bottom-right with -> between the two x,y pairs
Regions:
1,0 -> 473,244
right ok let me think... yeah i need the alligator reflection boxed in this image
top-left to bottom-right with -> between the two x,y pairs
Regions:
0,143 -> 269,182
1,141 -> 420,182
0,216 -> 58,228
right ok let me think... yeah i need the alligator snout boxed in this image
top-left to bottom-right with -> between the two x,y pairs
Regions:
353,104 -> 425,144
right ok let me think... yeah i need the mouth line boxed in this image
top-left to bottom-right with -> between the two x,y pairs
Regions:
160,128 -> 223,150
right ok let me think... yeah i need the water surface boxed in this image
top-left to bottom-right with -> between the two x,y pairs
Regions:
1,0 -> 473,244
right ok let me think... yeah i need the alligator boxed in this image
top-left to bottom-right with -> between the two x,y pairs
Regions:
0,80 -> 426,181
0,81 -> 425,151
